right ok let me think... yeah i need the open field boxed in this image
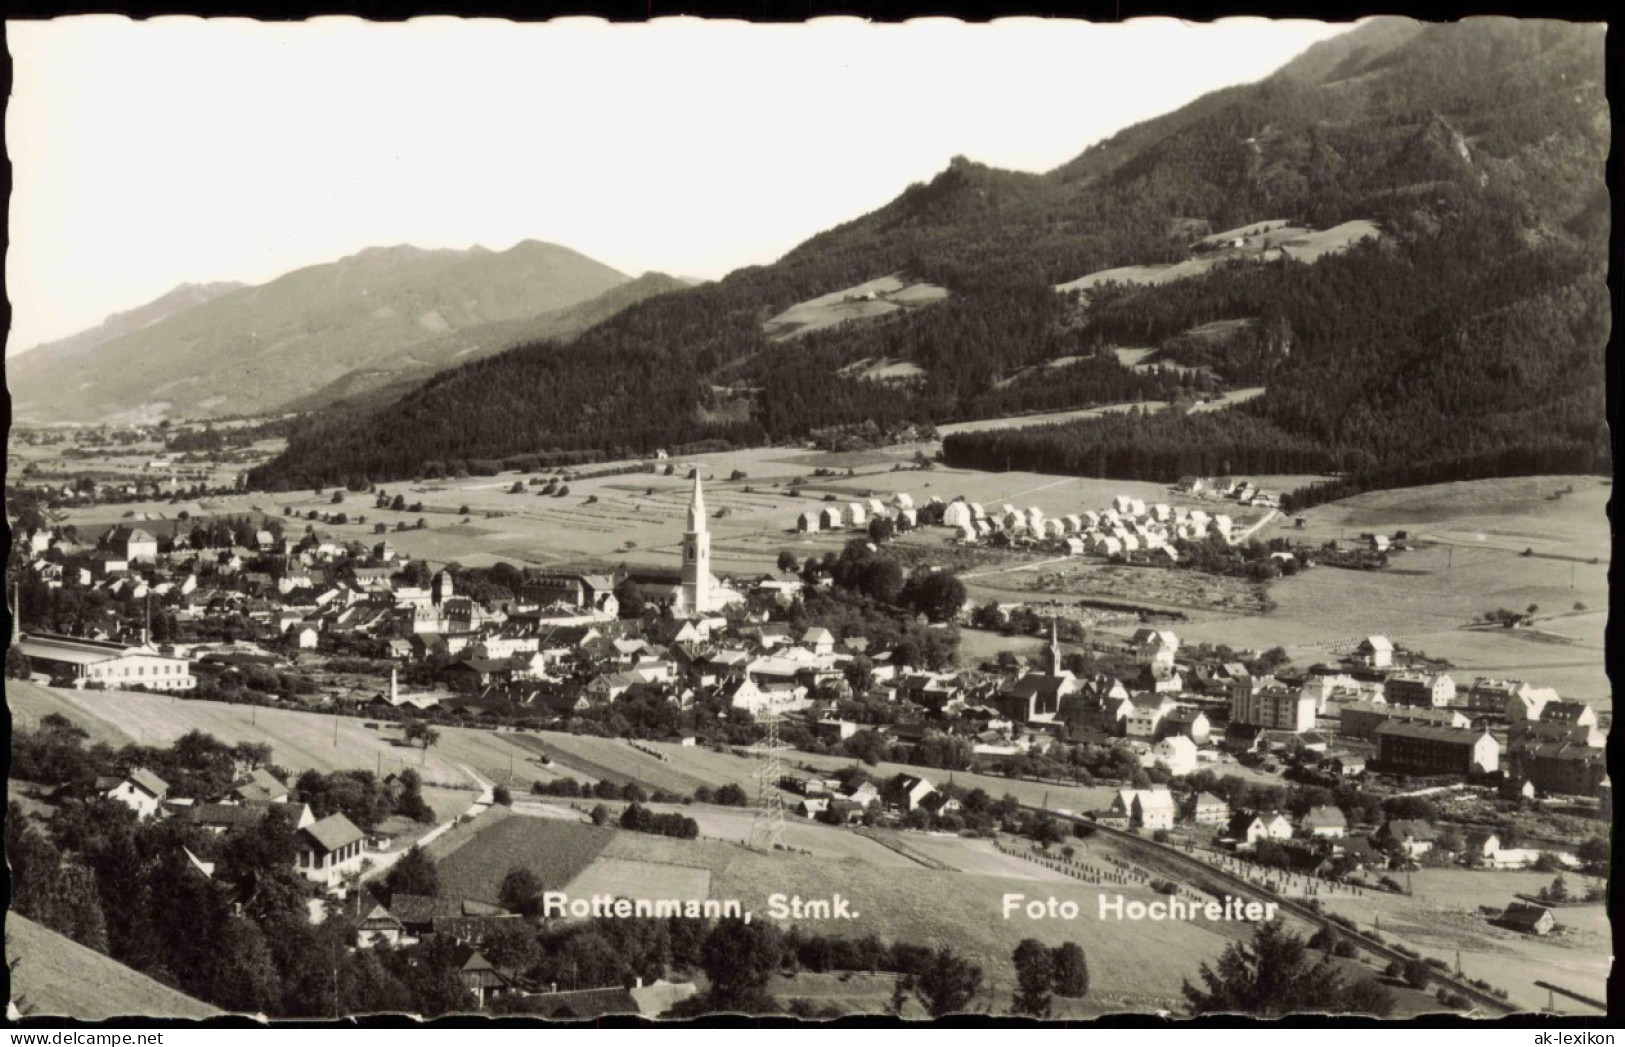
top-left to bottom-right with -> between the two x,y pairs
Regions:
936,387 -> 1267,436
1053,220 -> 1375,294
504,733 -> 714,795
567,856 -> 712,901
888,834 -> 1074,881
6,683 -> 531,792
763,273 -> 948,340
433,813 -> 614,903
586,824 -> 1261,1007
6,914 -> 221,1019
1163,476 -> 1610,708
1317,867 -> 1610,1014
7,677 -> 138,748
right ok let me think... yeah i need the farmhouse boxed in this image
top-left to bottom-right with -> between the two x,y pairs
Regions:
881,774 -> 937,813
1375,722 -> 1499,777
103,525 -> 159,564
1499,902 -> 1556,936
1355,635 -> 1394,669
1113,787 -> 1176,831
1230,810 -> 1293,844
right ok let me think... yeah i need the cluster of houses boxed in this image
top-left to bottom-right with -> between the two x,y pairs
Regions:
1098,783 -> 1584,889
938,492 -> 1248,559
93,763 -> 371,892
1170,475 -> 1280,509
792,483 -> 1271,560
795,493 -> 919,533
94,762 -> 696,1014
778,769 -> 959,824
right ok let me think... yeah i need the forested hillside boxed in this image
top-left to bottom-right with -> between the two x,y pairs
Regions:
252,18 -> 1608,496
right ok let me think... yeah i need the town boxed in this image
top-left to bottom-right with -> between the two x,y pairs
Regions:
6,444 -> 1611,1019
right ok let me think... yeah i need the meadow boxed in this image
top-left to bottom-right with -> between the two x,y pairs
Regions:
1316,867 -> 1610,1014
432,813 -> 614,903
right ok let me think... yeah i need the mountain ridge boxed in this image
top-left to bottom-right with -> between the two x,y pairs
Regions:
7,239 -> 631,424
251,17 -> 1606,495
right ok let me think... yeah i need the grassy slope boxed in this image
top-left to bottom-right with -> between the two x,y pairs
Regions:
6,915 -> 221,1020
434,815 -> 614,903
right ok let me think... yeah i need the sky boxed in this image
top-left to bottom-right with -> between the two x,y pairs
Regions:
5,16 -> 1351,354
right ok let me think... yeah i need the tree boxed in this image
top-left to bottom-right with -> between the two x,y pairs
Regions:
867,516 -> 896,544
1577,835 -> 1608,873
492,785 -> 513,806
480,920 -> 540,976
6,646 -> 33,679
1184,921 -> 1394,1017
900,568 -> 968,623
384,845 -> 439,900
403,720 -> 440,752
499,868 -> 544,918
1400,958 -> 1432,991
209,915 -> 283,1014
331,490 -> 344,504
1051,942 -> 1089,998
614,578 -> 646,618
589,804 -> 610,826
913,946 -> 983,1017
1011,938 -> 1054,1016
700,917 -> 781,1011
777,550 -> 800,573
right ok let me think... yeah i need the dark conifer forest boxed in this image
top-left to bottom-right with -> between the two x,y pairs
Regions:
251,19 -> 1608,506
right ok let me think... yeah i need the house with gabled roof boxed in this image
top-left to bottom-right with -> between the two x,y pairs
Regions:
99,768 -> 169,820
1229,810 -> 1293,844
1300,805 -> 1347,838
1374,818 -> 1438,856
294,812 -> 366,889
882,774 -> 936,813
1498,902 -> 1555,936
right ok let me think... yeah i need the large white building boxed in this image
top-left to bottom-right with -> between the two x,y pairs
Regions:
15,633 -> 195,691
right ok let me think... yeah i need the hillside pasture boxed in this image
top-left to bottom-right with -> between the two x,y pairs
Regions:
763,274 -> 948,340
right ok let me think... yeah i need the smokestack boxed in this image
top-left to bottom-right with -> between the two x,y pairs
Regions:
11,582 -> 20,645
391,668 -> 398,702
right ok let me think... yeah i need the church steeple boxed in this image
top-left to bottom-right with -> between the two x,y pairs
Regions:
681,472 -> 712,614
687,471 -> 707,533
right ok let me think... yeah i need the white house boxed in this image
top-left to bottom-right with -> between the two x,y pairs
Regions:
99,768 -> 169,820
1150,735 -> 1198,776
295,813 -> 367,889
